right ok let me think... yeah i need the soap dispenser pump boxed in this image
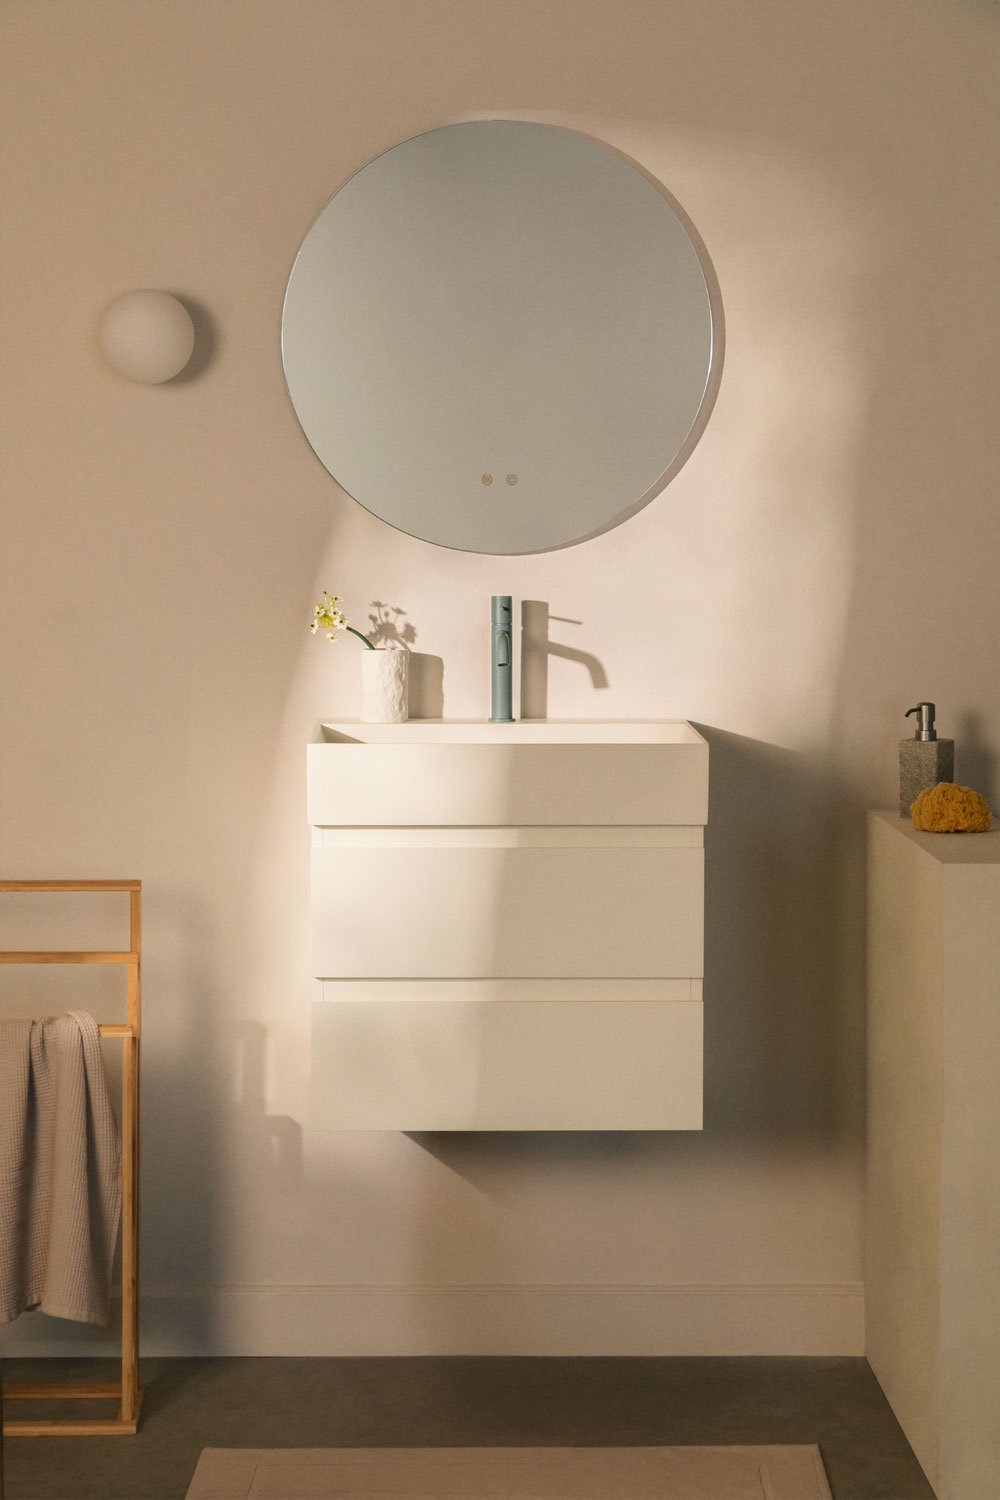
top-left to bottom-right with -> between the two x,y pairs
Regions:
490,595 -> 514,723
899,701 -> 954,816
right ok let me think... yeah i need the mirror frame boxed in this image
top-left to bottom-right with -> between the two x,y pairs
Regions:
282,121 -> 723,554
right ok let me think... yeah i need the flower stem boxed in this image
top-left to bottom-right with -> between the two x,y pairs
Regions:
348,626 -> 376,650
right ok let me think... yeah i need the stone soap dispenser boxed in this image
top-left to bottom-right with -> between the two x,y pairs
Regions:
899,702 -> 954,816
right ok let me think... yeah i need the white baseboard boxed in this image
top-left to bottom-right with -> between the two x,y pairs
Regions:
0,1282 -> 864,1358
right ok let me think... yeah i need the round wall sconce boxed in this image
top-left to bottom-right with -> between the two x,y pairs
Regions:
100,290 -> 195,384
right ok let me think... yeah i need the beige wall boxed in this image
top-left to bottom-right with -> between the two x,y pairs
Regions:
1,0 -> 997,1356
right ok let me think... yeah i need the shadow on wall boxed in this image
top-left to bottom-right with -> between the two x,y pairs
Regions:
958,710 -> 999,810
138,888 -> 234,1355
408,724 -> 863,1184
234,1019 -> 303,1187
520,600 -> 609,719
357,600 -> 445,717
694,724 -> 861,1148
351,597 -> 615,720
139,1000 -> 302,1355
409,654 -> 444,718
166,295 -> 217,384
365,601 -> 417,650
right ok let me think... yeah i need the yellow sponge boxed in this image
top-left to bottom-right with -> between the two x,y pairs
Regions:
910,781 -> 992,832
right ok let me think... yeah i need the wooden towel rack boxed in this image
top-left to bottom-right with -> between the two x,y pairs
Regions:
0,880 -> 142,1437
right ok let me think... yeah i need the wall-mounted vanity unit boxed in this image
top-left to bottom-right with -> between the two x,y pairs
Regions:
308,722 -> 708,1130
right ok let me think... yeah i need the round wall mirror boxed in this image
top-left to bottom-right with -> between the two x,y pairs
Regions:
282,121 -> 717,554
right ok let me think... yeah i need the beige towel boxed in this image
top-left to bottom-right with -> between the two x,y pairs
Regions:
0,1011 -> 121,1325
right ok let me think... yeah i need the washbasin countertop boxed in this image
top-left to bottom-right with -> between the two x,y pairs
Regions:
319,719 -> 706,745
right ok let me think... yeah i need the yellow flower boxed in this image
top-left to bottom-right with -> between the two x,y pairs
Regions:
309,591 -> 373,648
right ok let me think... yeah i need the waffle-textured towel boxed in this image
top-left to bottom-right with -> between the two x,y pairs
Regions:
0,1011 -> 121,1324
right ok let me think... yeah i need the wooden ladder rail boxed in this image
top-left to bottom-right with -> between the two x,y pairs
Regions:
0,880 -> 142,1436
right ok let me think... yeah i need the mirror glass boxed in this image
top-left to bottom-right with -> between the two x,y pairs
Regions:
282,121 -> 716,554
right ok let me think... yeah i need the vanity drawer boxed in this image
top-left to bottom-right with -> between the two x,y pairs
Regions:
311,844 -> 704,979
307,741 -> 708,827
311,990 -> 703,1131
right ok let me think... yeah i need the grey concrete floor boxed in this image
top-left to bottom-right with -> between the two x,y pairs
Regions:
1,1356 -> 936,1500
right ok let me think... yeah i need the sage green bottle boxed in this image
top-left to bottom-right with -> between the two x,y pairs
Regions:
490,595 -> 513,723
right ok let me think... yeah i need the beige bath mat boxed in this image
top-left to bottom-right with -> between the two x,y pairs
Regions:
186,1444 -> 833,1499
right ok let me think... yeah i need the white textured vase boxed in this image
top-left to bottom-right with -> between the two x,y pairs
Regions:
360,648 -> 409,723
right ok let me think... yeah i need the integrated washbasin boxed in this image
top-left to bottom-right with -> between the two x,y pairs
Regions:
320,719 -> 704,745
310,720 -> 708,826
